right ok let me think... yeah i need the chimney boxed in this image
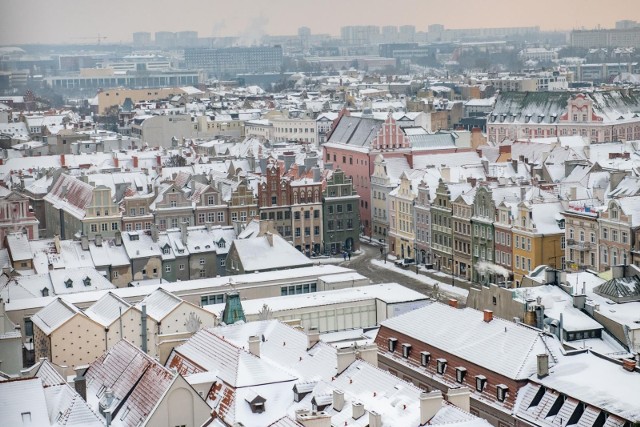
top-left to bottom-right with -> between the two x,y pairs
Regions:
95,234 -> 103,247
151,223 -> 158,243
133,156 -> 139,169
337,347 -> 356,374
448,298 -> 458,308
295,410 -> 331,427
483,310 -> 493,322
312,166 -> 322,183
446,387 -> 470,412
180,222 -> 188,245
622,358 -> 636,372
141,304 -> 148,353
80,234 -> 89,251
307,327 -> 320,350
74,365 -> 87,401
156,154 -> 162,170
420,391 -> 442,425
573,293 -> 586,310
332,389 -> 345,411
266,232 -> 274,247
612,265 -> 624,279
356,343 -> 378,367
113,155 -> 119,168
60,154 -> 66,167
537,353 -> 549,378
248,335 -> 260,358
352,401 -> 365,420
369,411 -> 382,427
114,231 -> 122,246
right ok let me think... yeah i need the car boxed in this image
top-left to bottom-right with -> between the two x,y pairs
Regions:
394,258 -> 415,268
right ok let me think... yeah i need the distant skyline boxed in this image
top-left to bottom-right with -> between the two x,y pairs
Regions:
1,0 -> 640,45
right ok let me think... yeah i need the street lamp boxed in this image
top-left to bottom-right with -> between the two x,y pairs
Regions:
450,257 -> 455,287
415,242 -> 419,275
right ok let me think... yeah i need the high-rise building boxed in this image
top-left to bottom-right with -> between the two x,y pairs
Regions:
176,31 -> 198,47
155,31 -> 177,49
184,46 -> 283,76
132,32 -> 151,48
570,27 -> 640,48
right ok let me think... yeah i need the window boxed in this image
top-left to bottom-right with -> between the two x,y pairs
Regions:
208,195 -> 215,205
100,224 -> 107,232
314,226 -> 320,236
420,351 -> 430,366
112,222 -> 118,230
496,384 -> 509,402
199,258 -> 205,265
113,271 -> 118,279
165,265 -> 171,273
231,212 -> 238,221
401,343 -> 411,358
217,212 -> 224,222
130,208 -> 136,216
220,259 -> 226,267
91,224 -> 97,233
179,264 -> 185,270
170,200 -> 177,207
198,213 -> 205,224
24,318 -> 33,337
436,358 -> 447,374
475,375 -> 487,392
388,338 -> 398,352
294,211 -> 300,220
295,228 -> 301,237
455,367 -> 467,383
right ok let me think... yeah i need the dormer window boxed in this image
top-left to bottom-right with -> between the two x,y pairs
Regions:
455,367 -> 467,383
83,277 -> 91,287
475,375 -> 487,392
401,343 -> 411,358
65,279 -> 73,288
388,338 -> 397,352
163,247 -> 170,255
611,209 -> 618,220
42,288 -> 49,297
436,358 -> 447,374
217,239 -> 226,248
421,351 -> 430,366
497,384 -> 509,402
245,393 -> 266,414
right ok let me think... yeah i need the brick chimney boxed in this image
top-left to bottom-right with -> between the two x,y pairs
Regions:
448,298 -> 458,308
483,310 -> 493,322
622,358 -> 637,372
133,156 -> 139,168
60,154 -> 66,167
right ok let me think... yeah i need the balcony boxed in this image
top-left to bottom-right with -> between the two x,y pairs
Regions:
567,239 -> 592,251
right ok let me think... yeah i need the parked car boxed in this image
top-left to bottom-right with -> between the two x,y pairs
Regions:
394,258 -> 415,268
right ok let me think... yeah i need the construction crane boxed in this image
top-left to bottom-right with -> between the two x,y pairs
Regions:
73,34 -> 108,45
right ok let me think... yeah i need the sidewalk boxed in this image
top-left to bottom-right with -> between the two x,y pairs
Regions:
371,259 -> 469,298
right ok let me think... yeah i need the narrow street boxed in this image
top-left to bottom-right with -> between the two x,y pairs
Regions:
336,242 -> 469,305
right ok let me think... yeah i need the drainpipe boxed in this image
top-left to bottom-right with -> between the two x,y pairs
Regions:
141,304 -> 147,353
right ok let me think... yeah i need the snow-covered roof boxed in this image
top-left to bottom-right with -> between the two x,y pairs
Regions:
84,292 -> 132,327
135,288 -> 181,321
31,297 -> 82,335
381,302 -> 564,380
231,234 -> 312,272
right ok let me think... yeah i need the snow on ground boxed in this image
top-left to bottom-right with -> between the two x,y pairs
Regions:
371,258 -> 469,298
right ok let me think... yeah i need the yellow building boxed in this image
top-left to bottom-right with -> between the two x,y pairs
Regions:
512,201 -> 566,286
388,171 -> 418,259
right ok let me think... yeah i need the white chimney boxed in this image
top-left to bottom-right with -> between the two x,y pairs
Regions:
446,387 -> 471,412
307,327 -> 320,350
337,347 -> 356,374
537,353 -> 549,378
356,343 -> 378,367
352,401 -> 365,420
248,335 -> 260,358
332,389 -> 345,412
369,410 -> 382,427
420,391 -> 442,425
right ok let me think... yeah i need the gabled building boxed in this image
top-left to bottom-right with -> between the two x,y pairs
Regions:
152,182 -> 194,231
322,168 -> 359,254
121,230 -> 163,281
258,157 -> 293,239
388,170 -> 418,259
31,297 -> 104,368
44,173 -> 121,240
598,196 -> 640,271
452,189 -> 475,281
290,176 -> 323,255
471,186 -> 496,285
0,188 -> 39,248
84,339 -> 210,427
370,154 -> 395,242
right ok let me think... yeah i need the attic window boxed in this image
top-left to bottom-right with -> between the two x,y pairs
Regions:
245,394 -> 266,414
436,358 -> 447,374
130,234 -> 139,241
497,384 -> 509,402
388,337 -> 398,352
120,407 -> 130,421
218,240 -> 226,248
83,277 -> 91,287
42,288 -> 49,297
401,343 -> 412,358
65,279 -> 73,288
420,351 -> 430,366
475,375 -> 487,392
163,247 -> 170,255
455,367 -> 467,383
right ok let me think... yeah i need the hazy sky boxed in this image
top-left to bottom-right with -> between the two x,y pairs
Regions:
1,0 -> 639,45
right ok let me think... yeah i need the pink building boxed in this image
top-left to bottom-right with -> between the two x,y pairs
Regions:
0,188 -> 39,248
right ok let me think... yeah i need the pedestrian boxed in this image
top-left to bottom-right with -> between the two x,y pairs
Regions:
348,252 -> 351,261
343,251 -> 347,261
